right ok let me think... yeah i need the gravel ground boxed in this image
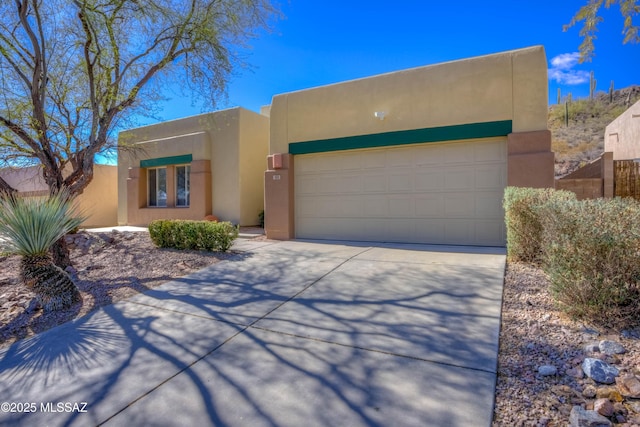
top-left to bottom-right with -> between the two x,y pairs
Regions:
1,233 -> 639,425
493,262 -> 640,426
0,230 -> 241,347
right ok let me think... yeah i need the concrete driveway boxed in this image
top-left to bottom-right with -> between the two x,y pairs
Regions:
0,239 -> 506,427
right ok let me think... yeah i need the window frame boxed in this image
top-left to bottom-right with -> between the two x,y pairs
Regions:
175,164 -> 191,207
147,167 -> 167,208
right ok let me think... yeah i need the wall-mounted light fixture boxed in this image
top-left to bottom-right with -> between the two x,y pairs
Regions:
374,111 -> 386,121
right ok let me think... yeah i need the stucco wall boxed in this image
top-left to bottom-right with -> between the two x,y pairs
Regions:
605,100 -> 640,160
0,166 -> 46,192
238,109 -> 269,225
0,164 -> 117,227
76,164 -> 118,227
117,107 -> 268,226
209,110 -> 241,223
269,46 -> 548,154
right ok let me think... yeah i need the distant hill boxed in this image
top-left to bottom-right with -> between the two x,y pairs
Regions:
549,85 -> 640,178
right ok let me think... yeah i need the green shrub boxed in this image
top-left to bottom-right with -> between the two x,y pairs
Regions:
503,187 -> 576,263
258,210 -> 264,228
148,219 -> 239,252
539,197 -> 640,328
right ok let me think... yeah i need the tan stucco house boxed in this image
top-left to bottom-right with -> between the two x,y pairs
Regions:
605,99 -> 640,160
0,164 -> 118,228
264,46 -> 554,246
117,107 -> 268,226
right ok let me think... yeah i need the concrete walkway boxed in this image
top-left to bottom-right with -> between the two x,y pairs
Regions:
0,239 -> 506,427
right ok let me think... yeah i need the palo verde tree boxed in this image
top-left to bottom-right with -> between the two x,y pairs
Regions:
565,0 -> 639,61
0,0 -> 277,266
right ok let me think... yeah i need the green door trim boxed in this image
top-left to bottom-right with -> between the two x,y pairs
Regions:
140,154 -> 193,168
288,120 -> 512,155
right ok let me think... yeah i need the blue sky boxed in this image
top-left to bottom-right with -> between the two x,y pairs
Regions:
146,0 -> 640,124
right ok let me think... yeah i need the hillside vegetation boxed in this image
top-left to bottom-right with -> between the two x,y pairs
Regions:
550,85 -> 640,178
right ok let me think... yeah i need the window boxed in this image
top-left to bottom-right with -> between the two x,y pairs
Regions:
176,165 -> 190,207
148,167 -> 167,207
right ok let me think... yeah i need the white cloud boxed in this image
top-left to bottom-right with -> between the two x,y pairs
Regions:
548,52 -> 589,85
550,52 -> 580,70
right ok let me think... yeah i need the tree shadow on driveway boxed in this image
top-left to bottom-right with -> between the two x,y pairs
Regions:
0,242 -> 505,427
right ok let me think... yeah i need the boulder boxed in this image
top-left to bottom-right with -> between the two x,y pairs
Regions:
569,406 -> 611,427
582,358 -> 619,384
599,340 -> 626,355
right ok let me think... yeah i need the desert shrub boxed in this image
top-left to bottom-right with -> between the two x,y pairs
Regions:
538,197 -> 640,328
148,219 -> 238,252
503,187 -> 576,263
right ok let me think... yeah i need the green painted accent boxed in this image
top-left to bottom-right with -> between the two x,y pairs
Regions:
289,120 -> 513,155
140,154 -> 193,168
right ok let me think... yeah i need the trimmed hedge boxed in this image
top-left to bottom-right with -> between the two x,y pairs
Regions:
503,187 -> 576,263
538,197 -> 640,327
148,219 -> 238,252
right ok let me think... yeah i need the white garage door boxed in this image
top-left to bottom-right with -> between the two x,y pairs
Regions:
295,138 -> 507,246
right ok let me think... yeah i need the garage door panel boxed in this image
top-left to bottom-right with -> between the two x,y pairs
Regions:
475,221 -> 505,246
414,219 -> 446,241
363,175 -> 387,193
363,151 -> 386,169
444,169 -> 475,190
388,150 -> 413,167
295,139 -> 506,246
444,144 -> 475,164
444,194 -> 476,217
475,192 -> 505,218
388,197 -> 414,217
363,198 -> 388,217
444,220 -> 475,245
475,167 -> 505,189
414,147 -> 445,165
415,196 -> 446,218
297,177 -> 317,195
389,174 -> 413,192
415,172 -> 445,191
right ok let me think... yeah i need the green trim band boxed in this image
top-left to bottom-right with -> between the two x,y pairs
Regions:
289,120 -> 512,155
140,154 -> 193,168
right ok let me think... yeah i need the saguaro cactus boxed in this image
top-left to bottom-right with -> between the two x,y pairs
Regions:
609,80 -> 615,103
589,71 -> 597,101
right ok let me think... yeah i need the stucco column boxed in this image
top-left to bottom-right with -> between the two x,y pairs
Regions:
190,160 -> 212,217
507,130 -> 555,188
126,167 -> 141,225
264,153 -> 294,240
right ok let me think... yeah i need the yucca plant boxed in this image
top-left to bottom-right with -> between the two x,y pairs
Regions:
0,189 -> 86,311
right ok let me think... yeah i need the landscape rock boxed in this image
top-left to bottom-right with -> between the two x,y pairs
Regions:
612,402 -> 627,416
628,401 -> 640,413
621,329 -> 640,339
538,365 -> 557,376
596,387 -> 624,402
585,343 -> 601,354
568,406 -> 612,427
97,233 -> 115,244
583,358 -> 619,384
616,375 -> 640,398
582,385 -> 598,398
567,366 -> 585,379
599,340 -> 626,355
594,398 -> 614,417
